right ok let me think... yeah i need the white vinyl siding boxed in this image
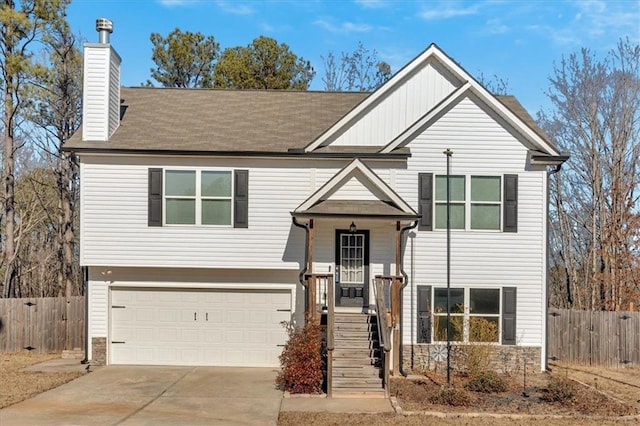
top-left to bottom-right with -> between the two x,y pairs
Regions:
82,44 -> 120,141
398,96 -> 547,349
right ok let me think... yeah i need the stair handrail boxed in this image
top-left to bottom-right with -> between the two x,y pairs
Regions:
373,276 -> 391,397
326,275 -> 335,397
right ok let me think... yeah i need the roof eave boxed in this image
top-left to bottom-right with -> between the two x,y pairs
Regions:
290,211 -> 421,220
529,153 -> 570,166
62,146 -> 411,160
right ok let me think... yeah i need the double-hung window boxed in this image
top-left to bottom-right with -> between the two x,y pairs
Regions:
434,175 -> 502,231
432,287 -> 501,343
164,169 -> 232,226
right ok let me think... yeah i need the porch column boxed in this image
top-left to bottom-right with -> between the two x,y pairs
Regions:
306,219 -> 316,323
392,221 -> 402,375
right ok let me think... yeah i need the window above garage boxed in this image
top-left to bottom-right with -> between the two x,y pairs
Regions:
148,168 -> 248,228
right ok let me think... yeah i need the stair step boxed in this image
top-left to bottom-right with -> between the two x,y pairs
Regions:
331,389 -> 387,398
334,339 -> 378,349
334,315 -> 377,323
333,378 -> 384,387
333,369 -> 380,378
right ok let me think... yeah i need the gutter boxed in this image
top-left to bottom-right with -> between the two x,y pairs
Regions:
62,146 -> 411,161
398,220 -> 419,377
291,217 -> 310,314
545,163 -> 564,371
80,266 -> 89,365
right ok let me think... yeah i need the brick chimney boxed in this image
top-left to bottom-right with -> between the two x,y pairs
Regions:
82,18 -> 121,142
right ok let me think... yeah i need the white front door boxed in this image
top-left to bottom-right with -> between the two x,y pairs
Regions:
110,288 -> 291,366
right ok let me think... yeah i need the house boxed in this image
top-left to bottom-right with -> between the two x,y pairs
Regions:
66,19 -> 567,396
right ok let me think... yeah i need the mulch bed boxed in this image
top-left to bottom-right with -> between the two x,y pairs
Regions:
390,371 -> 638,417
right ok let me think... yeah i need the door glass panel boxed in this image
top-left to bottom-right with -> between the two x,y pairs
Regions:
340,232 -> 365,284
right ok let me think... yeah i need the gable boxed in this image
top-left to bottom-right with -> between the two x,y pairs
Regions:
305,44 -> 561,157
293,159 -> 417,219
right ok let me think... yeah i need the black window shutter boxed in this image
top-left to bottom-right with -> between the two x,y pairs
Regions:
148,168 -> 163,227
417,285 -> 432,343
418,173 -> 433,231
503,174 -> 518,232
502,287 -> 517,345
234,170 -> 249,228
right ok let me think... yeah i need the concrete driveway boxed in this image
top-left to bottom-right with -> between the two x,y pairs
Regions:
0,366 -> 283,425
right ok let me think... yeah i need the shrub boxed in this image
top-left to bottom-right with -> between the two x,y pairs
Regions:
464,370 -> 508,393
276,322 -> 324,394
428,385 -> 472,406
541,376 -> 577,403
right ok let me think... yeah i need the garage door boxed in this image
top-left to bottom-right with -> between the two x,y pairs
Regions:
110,288 -> 291,367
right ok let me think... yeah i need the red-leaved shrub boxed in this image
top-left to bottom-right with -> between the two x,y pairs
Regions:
276,322 -> 324,394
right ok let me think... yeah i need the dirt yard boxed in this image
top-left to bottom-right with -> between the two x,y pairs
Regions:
0,352 -> 85,409
279,367 -> 640,425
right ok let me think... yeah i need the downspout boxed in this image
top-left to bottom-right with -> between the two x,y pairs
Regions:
292,216 -> 310,321
80,266 -> 89,364
398,219 -> 419,377
545,164 -> 562,371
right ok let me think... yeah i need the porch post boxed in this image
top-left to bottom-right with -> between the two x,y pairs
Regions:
392,220 -> 402,375
305,219 -> 316,323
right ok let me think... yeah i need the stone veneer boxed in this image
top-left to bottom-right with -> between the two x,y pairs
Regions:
402,344 -> 542,374
92,337 -> 107,366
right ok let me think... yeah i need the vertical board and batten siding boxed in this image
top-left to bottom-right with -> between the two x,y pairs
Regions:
82,45 -> 110,141
0,297 -> 85,352
331,62 -> 459,147
395,96 -> 547,348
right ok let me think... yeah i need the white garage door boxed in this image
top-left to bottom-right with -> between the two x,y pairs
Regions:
110,288 -> 291,367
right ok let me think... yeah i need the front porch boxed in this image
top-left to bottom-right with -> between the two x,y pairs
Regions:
304,273 -> 404,398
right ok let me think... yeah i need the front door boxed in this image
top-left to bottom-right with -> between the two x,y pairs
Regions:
335,229 -> 370,307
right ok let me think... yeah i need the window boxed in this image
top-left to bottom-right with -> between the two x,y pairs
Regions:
432,287 -> 501,343
164,169 -> 232,225
435,175 -> 502,230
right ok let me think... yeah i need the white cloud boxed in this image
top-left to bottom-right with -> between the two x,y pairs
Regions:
485,18 -> 508,35
354,0 -> 387,9
157,0 -> 193,6
314,19 -> 373,34
419,3 -> 480,20
215,1 -> 253,15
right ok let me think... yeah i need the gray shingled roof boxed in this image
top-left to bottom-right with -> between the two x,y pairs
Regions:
66,87 -> 369,153
65,87 -> 555,155
495,95 -> 559,152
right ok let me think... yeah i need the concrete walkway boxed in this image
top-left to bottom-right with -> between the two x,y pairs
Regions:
0,365 -> 282,425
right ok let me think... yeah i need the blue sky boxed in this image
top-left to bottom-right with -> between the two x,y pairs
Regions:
66,0 -> 639,114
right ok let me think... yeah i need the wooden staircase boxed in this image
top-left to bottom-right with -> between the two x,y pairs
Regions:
330,312 -> 385,398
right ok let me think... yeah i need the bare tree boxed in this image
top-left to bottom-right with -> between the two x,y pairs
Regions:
541,38 -> 640,311
1,0 -> 70,298
321,42 -> 391,92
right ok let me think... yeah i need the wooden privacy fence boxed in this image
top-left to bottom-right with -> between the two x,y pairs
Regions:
547,308 -> 640,368
0,296 -> 85,353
